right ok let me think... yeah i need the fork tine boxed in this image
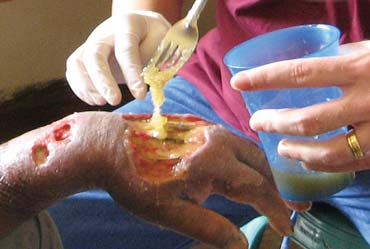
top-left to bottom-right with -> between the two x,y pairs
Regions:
168,47 -> 193,70
143,0 -> 208,78
147,41 -> 170,68
155,42 -> 178,69
161,46 -> 182,70
154,42 -> 171,66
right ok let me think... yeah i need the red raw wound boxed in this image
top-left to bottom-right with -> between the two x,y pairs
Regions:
122,114 -> 211,184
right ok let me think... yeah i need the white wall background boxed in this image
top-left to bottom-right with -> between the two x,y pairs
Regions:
0,0 -> 215,102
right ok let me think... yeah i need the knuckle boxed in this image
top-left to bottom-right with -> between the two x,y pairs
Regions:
316,147 -> 338,164
82,48 -> 99,63
343,51 -> 370,80
343,61 -> 361,81
260,117 -> 275,132
292,114 -> 317,136
66,54 -> 78,69
255,179 -> 272,197
117,33 -> 140,52
248,69 -> 269,90
289,61 -> 312,85
81,51 -> 93,65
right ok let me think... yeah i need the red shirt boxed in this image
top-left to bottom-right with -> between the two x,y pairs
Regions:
179,0 -> 370,141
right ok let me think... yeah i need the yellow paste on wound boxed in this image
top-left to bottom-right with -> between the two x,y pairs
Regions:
143,66 -> 179,139
123,114 -> 210,183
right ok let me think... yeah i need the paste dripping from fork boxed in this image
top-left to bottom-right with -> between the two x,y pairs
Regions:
143,64 -> 182,139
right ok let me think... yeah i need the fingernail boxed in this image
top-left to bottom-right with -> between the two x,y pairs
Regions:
230,72 -> 250,91
131,82 -> 147,99
249,112 -> 263,131
107,91 -> 122,106
301,162 -> 309,170
133,85 -> 147,99
91,93 -> 107,106
278,141 -> 290,158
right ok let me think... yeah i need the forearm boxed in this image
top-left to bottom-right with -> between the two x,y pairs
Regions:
0,112 -> 128,237
112,0 -> 184,23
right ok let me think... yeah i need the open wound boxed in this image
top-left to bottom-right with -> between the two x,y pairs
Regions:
123,114 -> 211,184
31,120 -> 73,166
53,123 -> 71,141
32,143 -> 49,165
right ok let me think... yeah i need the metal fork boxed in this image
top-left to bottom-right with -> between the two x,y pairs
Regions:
143,0 -> 208,76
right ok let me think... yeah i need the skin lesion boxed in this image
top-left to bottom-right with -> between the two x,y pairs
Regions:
32,144 -> 49,166
31,120 -> 74,166
123,114 -> 210,184
53,123 -> 72,141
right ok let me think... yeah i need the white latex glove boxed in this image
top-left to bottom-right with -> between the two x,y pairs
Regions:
66,11 -> 171,106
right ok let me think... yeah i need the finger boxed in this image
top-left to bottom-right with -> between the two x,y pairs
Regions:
249,87 -> 370,136
66,45 -> 107,106
153,199 -> 248,249
229,139 -> 312,213
233,139 -> 274,181
214,162 -> 292,236
277,123 -> 370,171
249,102 -> 351,137
83,41 -> 122,105
230,54 -> 360,91
115,16 -> 148,99
214,160 -> 265,189
235,183 -> 292,236
339,40 -> 370,55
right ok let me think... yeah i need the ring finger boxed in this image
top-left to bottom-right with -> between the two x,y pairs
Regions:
277,122 -> 370,172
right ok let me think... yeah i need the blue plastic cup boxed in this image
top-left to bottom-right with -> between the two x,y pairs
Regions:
224,24 -> 355,201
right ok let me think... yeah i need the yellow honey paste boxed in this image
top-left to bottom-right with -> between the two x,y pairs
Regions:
143,65 -> 179,139
123,64 -> 212,183
123,114 -> 210,183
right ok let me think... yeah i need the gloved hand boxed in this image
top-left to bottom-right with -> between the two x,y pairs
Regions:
66,11 -> 171,106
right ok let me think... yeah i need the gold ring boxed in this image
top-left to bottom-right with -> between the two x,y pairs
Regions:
346,128 -> 365,159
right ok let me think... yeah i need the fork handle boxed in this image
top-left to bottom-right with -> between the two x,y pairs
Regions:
185,0 -> 208,28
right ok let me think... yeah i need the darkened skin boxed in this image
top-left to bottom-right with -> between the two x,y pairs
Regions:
0,111 -> 310,249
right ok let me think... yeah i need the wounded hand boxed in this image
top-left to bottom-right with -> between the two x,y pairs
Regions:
105,117 -> 310,249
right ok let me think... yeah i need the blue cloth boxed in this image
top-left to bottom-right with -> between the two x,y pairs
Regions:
48,76 -> 259,249
324,170 -> 370,245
